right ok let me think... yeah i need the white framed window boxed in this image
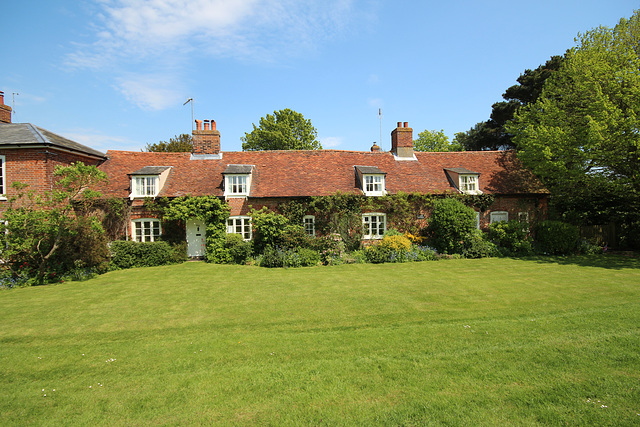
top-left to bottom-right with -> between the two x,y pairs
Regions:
227,216 -> 252,240
0,155 -> 5,199
132,176 -> 158,198
475,212 -> 481,229
132,219 -> 161,242
225,175 -> 248,196
303,215 -> 315,236
518,212 -> 529,223
364,174 -> 385,196
490,211 -> 509,224
362,213 -> 386,239
459,174 -> 479,194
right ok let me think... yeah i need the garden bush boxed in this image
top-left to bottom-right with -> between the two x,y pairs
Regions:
463,230 -> 499,259
427,198 -> 477,254
221,234 -> 253,264
488,220 -> 533,256
110,240 -> 178,269
534,220 -> 580,255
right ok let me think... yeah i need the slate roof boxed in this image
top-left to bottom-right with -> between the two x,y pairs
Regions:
0,123 -> 107,158
98,149 -> 547,199
130,166 -> 172,175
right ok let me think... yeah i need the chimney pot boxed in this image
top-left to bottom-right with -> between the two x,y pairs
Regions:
404,122 -> 409,128
195,119 -> 203,131
397,122 -> 402,128
211,120 -> 216,131
204,120 -> 210,131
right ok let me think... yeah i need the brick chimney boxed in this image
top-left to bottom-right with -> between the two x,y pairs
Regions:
0,91 -> 12,124
192,119 -> 220,154
391,122 -> 413,158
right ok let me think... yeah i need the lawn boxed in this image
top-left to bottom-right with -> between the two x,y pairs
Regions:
1,256 -> 639,425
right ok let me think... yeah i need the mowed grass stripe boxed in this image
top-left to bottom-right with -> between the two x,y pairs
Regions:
0,256 -> 638,425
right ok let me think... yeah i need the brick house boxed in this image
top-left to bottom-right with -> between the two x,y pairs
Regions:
0,91 -> 107,210
98,119 -> 548,257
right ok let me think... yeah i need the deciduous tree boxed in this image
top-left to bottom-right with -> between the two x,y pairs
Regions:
507,12 -> 640,233
241,109 -> 322,151
413,129 -> 463,152
145,134 -> 193,152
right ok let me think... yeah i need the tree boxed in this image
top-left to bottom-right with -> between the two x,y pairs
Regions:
458,56 -> 564,151
145,134 -> 193,152
413,129 -> 463,152
0,163 -> 109,284
241,109 -> 322,151
507,12 -> 640,233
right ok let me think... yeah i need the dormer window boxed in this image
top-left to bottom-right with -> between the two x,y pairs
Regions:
460,174 -> 477,193
129,166 -> 172,199
355,166 -> 386,197
223,165 -> 253,198
134,176 -> 158,197
227,175 -> 247,195
444,168 -> 482,195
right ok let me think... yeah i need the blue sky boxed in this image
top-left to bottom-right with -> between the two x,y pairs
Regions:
2,1 -> 638,153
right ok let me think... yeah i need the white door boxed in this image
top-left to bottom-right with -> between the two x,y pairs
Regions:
186,218 -> 206,257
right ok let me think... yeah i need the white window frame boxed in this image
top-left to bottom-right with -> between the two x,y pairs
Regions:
132,218 -> 162,242
362,213 -> 386,239
363,174 -> 385,196
518,212 -> 529,223
303,215 -> 315,236
132,175 -> 159,198
490,211 -> 509,224
225,174 -> 249,197
459,174 -> 479,194
227,216 -> 252,240
0,155 -> 5,199
475,212 -> 481,230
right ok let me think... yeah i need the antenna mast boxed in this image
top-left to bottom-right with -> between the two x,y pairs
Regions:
183,98 -> 194,130
12,93 -> 19,118
378,108 -> 382,146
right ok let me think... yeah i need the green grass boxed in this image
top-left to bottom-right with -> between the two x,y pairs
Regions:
1,256 -> 639,425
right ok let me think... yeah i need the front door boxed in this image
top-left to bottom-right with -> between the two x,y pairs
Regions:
186,218 -> 206,258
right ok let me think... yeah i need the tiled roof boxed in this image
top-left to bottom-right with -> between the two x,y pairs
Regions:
0,123 -> 107,159
98,149 -> 547,198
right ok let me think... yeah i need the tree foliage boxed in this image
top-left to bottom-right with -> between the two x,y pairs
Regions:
0,163 -> 109,284
241,109 -> 322,151
145,134 -> 193,152
507,12 -> 640,229
413,129 -> 463,152
426,198 -> 476,254
458,56 -> 564,151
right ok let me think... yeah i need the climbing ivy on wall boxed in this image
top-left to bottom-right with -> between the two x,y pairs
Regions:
157,196 -> 230,262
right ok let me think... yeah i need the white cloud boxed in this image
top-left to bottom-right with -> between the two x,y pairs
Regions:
64,128 -> 140,151
66,0 -> 365,111
320,136 -> 343,148
116,74 -> 185,111
69,0 -> 359,66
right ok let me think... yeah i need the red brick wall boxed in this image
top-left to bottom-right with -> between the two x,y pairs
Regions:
0,148 -> 104,212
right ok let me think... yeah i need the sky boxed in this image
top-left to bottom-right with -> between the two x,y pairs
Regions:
2,0 -> 638,154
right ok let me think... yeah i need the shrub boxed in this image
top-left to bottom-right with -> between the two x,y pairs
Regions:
364,244 -> 391,264
407,245 -> 438,261
463,230 -> 499,259
534,220 -> 580,255
222,234 -> 253,264
379,234 -> 412,252
427,198 -> 477,254
297,248 -> 321,267
110,240 -> 177,269
488,220 -> 533,256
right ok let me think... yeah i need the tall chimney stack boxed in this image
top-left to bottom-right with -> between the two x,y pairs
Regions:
0,91 -> 12,124
192,118 -> 220,155
391,121 -> 413,158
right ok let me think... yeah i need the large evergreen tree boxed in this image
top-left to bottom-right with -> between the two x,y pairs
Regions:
458,56 -> 564,151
